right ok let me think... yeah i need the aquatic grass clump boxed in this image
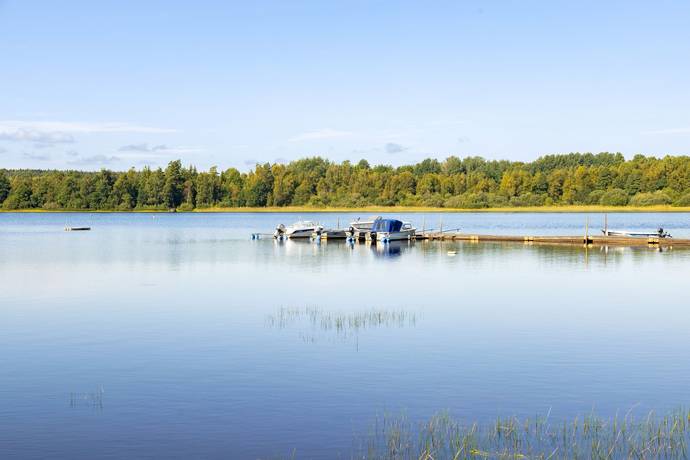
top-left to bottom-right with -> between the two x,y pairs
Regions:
266,307 -> 417,343
359,409 -> 690,459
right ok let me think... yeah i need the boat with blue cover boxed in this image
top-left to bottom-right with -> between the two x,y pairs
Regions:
365,218 -> 416,242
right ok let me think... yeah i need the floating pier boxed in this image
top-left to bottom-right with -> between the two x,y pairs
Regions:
316,229 -> 349,240
253,231 -> 688,247
414,232 -> 689,247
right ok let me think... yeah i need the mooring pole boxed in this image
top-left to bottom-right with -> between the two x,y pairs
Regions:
604,213 -> 608,237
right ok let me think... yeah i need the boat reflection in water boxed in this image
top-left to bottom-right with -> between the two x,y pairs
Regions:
371,240 -> 412,258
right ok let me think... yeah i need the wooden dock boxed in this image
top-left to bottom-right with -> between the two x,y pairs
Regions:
414,232 -> 690,247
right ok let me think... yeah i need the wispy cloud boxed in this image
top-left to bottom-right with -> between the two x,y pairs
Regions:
457,136 -> 471,143
119,143 -> 163,152
642,127 -> 690,135
0,120 -> 176,149
0,128 -> 75,145
288,128 -> 353,142
0,147 -> 7,154
117,143 -> 202,155
65,149 -> 79,157
385,142 -> 408,154
0,120 -> 176,134
68,155 -> 121,166
22,152 -> 51,161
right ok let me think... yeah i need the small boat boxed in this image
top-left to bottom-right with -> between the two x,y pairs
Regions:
65,226 -> 91,231
274,221 -> 323,239
602,228 -> 672,238
347,216 -> 382,240
367,219 -> 416,242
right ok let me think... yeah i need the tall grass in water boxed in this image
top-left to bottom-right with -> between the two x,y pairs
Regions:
359,410 -> 690,459
266,307 -> 417,343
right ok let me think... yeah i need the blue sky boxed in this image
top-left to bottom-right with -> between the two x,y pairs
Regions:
1,1 -> 689,171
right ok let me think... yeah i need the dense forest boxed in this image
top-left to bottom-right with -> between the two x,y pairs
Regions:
2,153 -> 690,210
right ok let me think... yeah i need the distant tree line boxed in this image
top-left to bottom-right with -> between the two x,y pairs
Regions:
2,153 -> 690,210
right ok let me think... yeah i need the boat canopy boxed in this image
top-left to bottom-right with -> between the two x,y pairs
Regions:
371,219 -> 403,232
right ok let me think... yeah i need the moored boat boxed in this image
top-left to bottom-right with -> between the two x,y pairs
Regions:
346,216 -> 382,240
275,221 -> 324,239
602,228 -> 672,238
367,219 -> 416,242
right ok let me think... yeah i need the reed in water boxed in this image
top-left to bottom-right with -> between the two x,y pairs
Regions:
358,409 -> 690,459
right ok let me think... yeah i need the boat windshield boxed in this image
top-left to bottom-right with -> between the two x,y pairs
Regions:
371,219 -> 403,232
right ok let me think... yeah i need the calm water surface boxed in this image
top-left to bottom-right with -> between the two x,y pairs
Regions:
1,212 -> 690,459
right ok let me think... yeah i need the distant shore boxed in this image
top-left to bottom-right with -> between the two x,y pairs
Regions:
3,205 -> 690,213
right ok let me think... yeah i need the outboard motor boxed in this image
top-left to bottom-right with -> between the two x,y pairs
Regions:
274,223 -> 286,239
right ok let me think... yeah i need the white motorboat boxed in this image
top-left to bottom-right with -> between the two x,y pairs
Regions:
347,215 -> 381,240
275,221 -> 323,239
368,219 -> 416,242
602,228 -> 671,238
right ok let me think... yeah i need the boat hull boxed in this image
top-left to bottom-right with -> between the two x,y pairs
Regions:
287,229 -> 318,239
602,230 -> 669,238
374,229 -> 416,242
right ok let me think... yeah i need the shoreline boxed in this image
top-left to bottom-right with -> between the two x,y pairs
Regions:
2,205 -> 690,214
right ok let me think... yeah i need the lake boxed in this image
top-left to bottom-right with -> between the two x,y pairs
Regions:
1,212 -> 690,459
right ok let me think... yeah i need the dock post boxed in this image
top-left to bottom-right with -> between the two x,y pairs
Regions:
604,213 -> 608,237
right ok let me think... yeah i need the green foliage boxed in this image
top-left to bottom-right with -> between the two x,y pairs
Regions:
599,188 -> 629,206
2,153 -> 690,210
163,160 -> 185,208
0,171 -> 10,204
675,192 -> 690,207
629,191 -> 672,206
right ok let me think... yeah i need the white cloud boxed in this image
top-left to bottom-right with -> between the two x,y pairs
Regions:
0,120 -> 177,149
385,142 -> 407,154
68,155 -> 121,165
288,128 -> 353,142
118,143 -> 151,152
642,127 -> 690,135
0,128 -> 75,144
0,120 -> 176,134
22,152 -> 51,161
117,143 -> 202,155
